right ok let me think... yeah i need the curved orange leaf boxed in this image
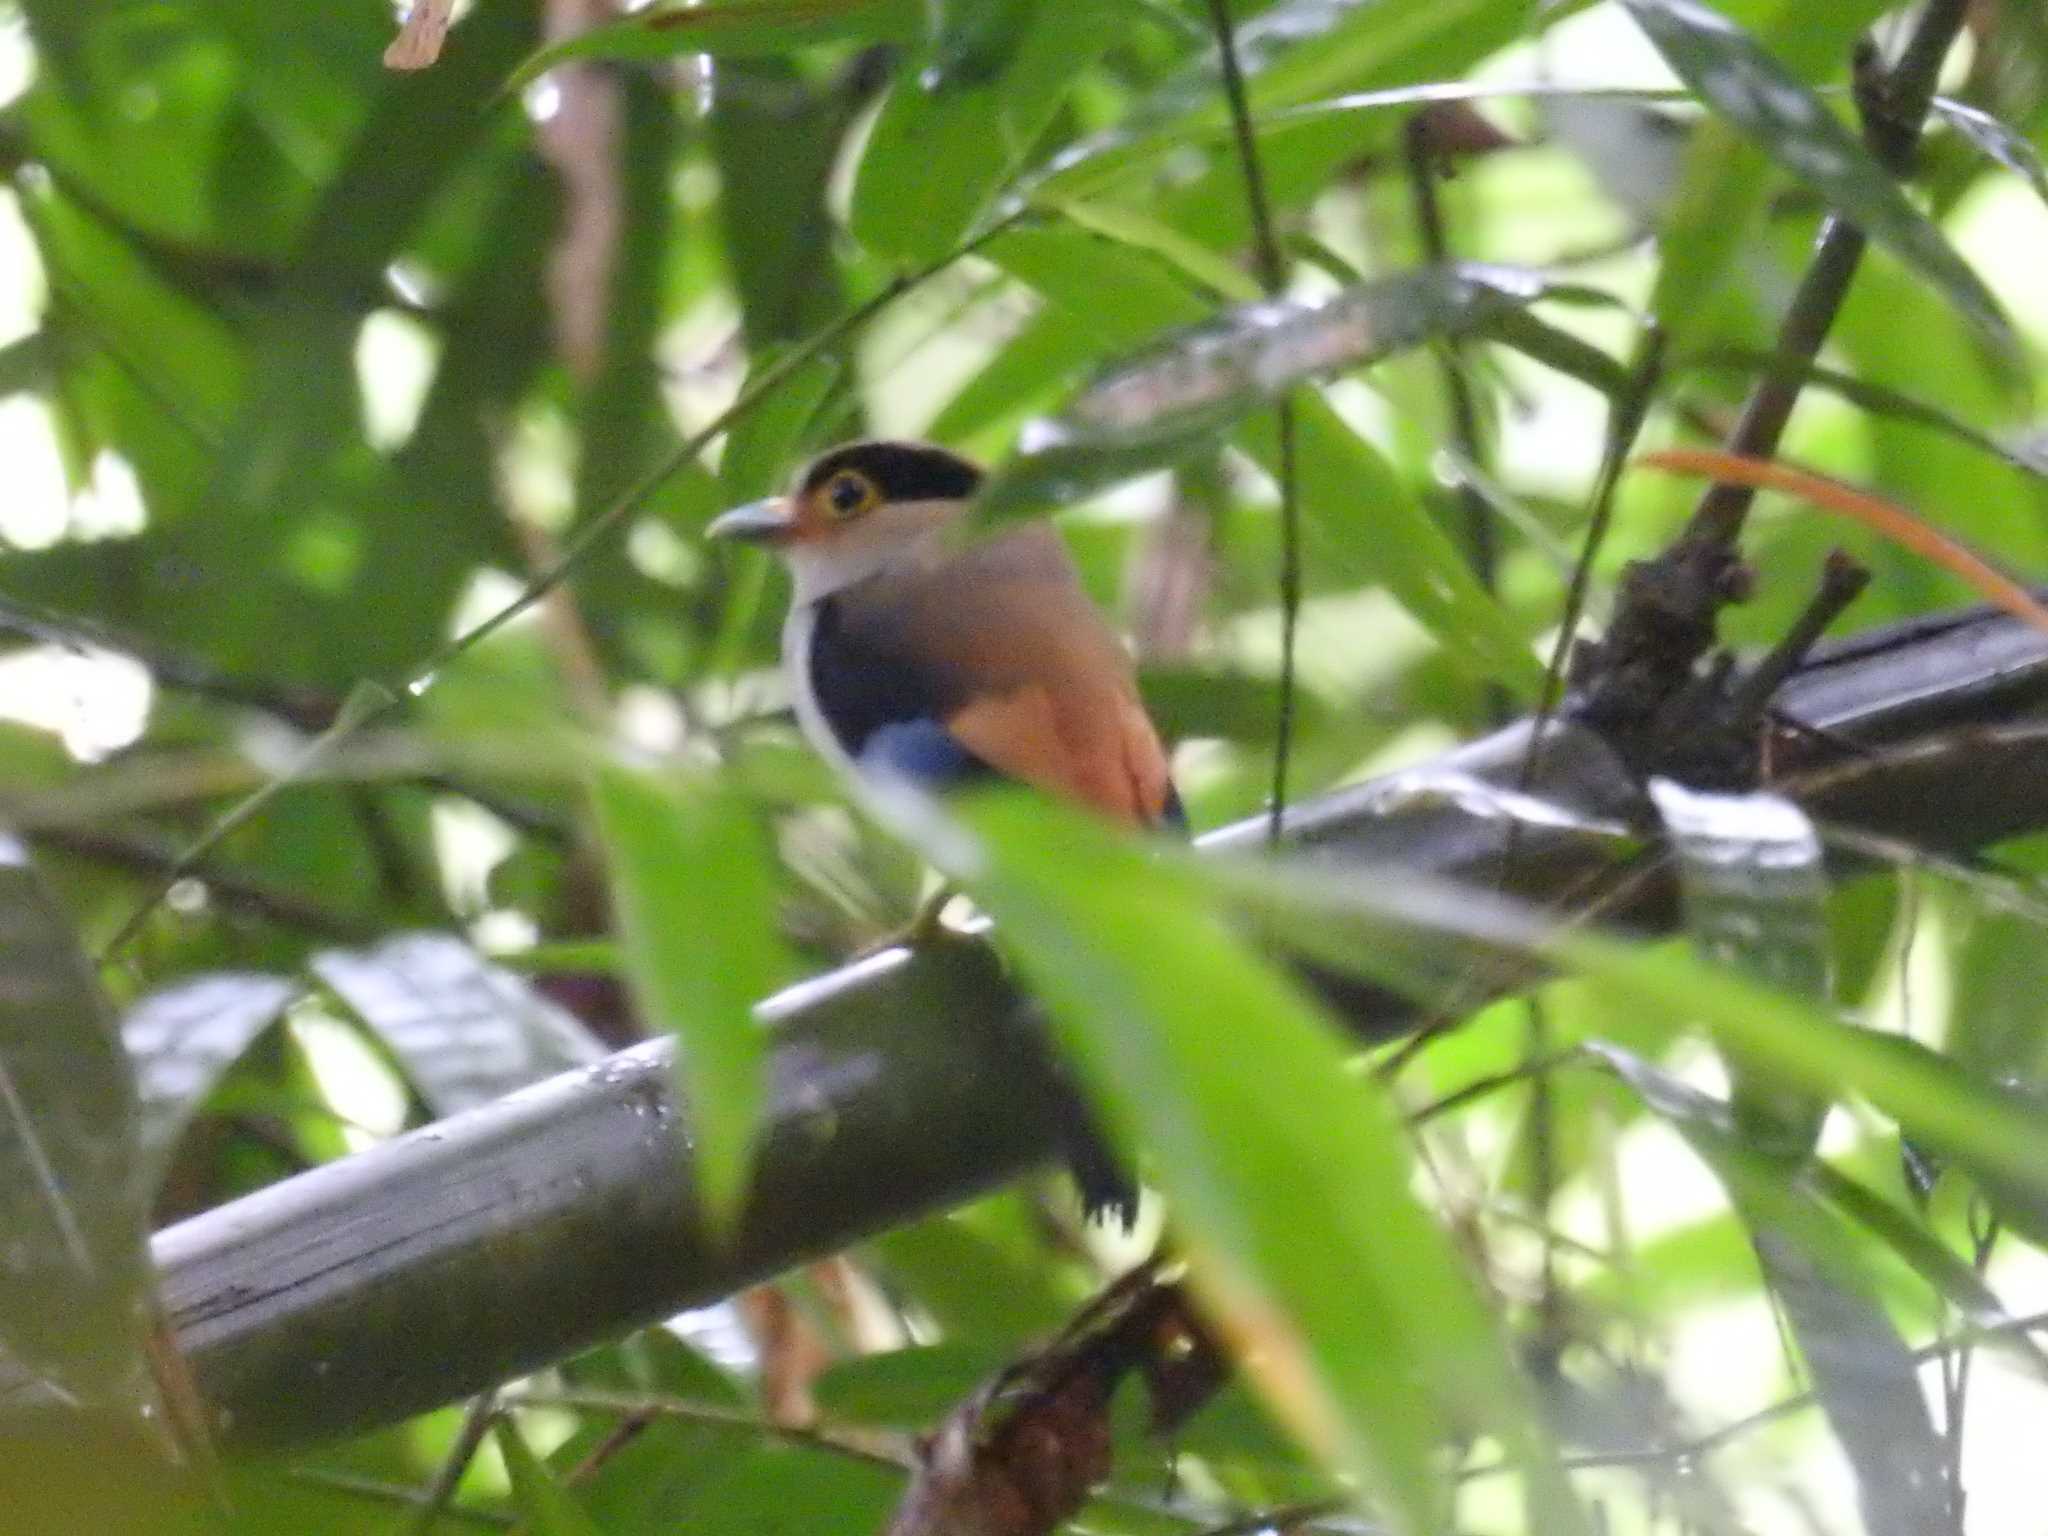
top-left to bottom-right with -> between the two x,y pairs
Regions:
1639,448 -> 2048,637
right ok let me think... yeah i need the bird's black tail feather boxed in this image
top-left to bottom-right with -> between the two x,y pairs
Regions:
1057,1090 -> 1139,1232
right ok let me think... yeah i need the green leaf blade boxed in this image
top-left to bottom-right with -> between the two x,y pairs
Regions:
0,842 -> 158,1417
1622,0 -> 2017,362
921,794 -> 1585,1535
849,0 -> 1121,264
592,765 -> 789,1232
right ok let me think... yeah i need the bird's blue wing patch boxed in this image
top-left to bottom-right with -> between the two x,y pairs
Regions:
1159,782 -> 1188,833
858,719 -> 996,791
863,718 -> 1188,836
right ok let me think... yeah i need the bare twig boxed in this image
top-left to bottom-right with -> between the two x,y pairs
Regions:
402,1389 -> 501,1536
1404,117 -> 1496,610
1527,329 -> 1666,779
517,1388 -> 910,1473
289,1468 -> 513,1528
1459,1303 -> 2048,1487
1201,0 -> 1300,846
1578,0 -> 1971,749
26,824 -> 375,941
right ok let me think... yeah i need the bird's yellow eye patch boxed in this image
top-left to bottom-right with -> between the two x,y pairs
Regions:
820,469 -> 879,521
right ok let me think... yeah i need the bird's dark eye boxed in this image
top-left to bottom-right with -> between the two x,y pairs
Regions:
823,470 -> 877,519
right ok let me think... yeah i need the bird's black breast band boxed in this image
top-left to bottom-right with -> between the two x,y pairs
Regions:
806,595 -> 994,789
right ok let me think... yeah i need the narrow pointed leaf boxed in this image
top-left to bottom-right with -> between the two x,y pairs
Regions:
592,765 -> 789,1230
1480,308 -> 1633,399
718,353 -> 841,504
1244,396 -> 1545,694
814,1343 -> 1014,1427
1591,1043 -> 1948,1536
976,235 -> 1542,691
1578,946 -> 2048,1242
902,792 -> 1586,1536
508,0 -> 921,87
1620,0 -> 2016,361
923,0 -> 1039,87
1032,0 -> 1546,203
1810,1161 -> 2048,1385
979,264 -> 1554,519
497,1419 -> 610,1536
312,935 -> 606,1118
1931,96 -> 2048,208
1178,854 -> 2048,1231
0,332 -> 56,398
1649,778 -> 1830,1157
0,838 -> 156,1414
1685,350 -> 2048,483
121,974 -> 298,1188
849,0 -> 1119,263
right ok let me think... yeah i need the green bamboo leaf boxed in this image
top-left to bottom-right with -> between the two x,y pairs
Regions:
0,332 -> 57,398
849,0 -> 1119,264
814,1343 -> 1013,1427
1649,779 -> 1830,1158
1621,0 -> 2017,362
1192,852 -> 2048,1234
1632,0 -> 1891,359
710,62 -> 861,354
591,765 -> 789,1232
928,308 -> 1101,443
312,935 -> 607,1117
1591,1042 -> 1948,1536
977,265 -> 1555,519
1031,0 -> 1551,203
869,1202 -> 1081,1344
904,792 -> 1586,1536
1811,1160 -> 2048,1385
718,352 -> 841,504
1685,349 -> 2048,482
1591,950 -> 2048,1240
1479,308 -> 1634,400
507,0 -> 921,88
121,974 -> 298,1189
974,264 -> 1549,695
923,0 -> 1039,87
0,839 -> 158,1418
1931,96 -> 2048,208
1245,395 -> 1544,695
1049,197 -> 1262,303
496,1419 -> 610,1536
1138,665 -> 1338,744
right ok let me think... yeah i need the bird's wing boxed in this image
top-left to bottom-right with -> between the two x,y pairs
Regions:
821,526 -> 1176,828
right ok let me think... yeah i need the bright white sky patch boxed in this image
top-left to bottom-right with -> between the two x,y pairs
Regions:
0,393 -> 70,548
355,307 -> 441,452
0,645 -> 152,760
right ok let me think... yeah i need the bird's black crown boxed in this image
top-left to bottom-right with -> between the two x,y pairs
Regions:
798,440 -> 983,506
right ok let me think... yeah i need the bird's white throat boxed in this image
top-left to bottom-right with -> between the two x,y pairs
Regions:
780,496 -> 962,606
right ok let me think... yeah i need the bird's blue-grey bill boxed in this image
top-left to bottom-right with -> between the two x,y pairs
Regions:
706,499 -> 795,542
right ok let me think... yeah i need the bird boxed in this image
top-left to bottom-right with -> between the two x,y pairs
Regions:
707,438 -> 1184,1225
706,439 -> 1184,832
